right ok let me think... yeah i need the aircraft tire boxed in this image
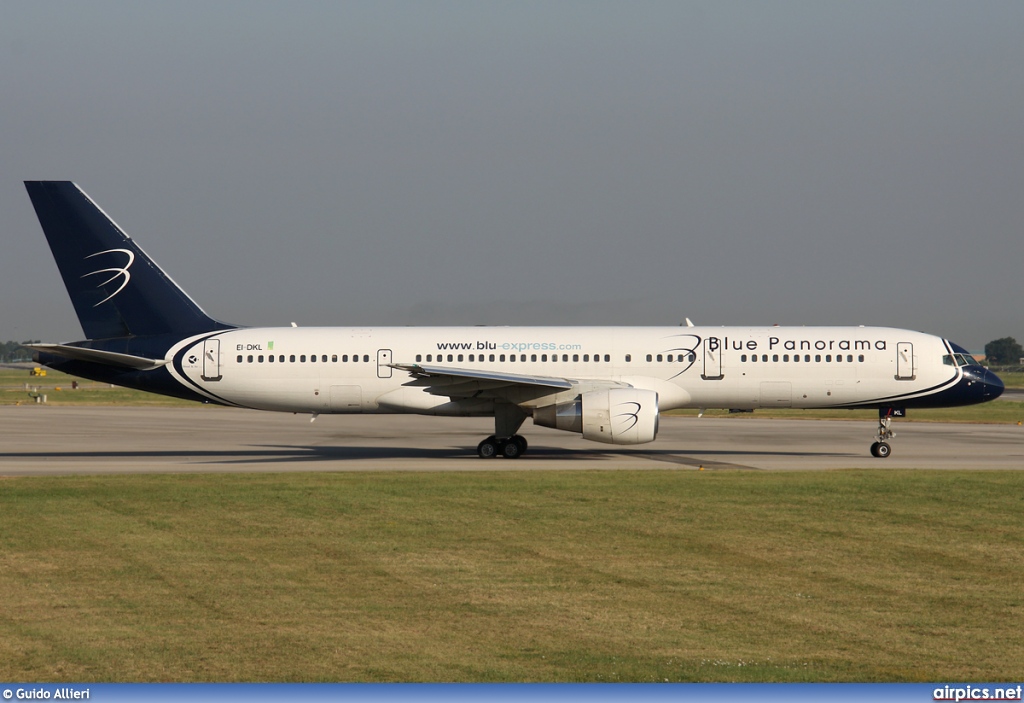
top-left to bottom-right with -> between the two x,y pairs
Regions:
478,437 -> 499,459
501,440 -> 521,459
512,435 -> 528,455
875,441 -> 891,458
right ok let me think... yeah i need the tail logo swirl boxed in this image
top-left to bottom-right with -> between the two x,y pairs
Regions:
82,248 -> 135,307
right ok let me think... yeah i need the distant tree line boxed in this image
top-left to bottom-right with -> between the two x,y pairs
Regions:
0,341 -> 39,363
985,337 -> 1023,366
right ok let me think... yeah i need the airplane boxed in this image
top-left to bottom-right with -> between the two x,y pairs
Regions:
23,181 -> 1004,459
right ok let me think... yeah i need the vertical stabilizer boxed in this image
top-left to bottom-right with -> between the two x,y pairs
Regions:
25,181 -> 231,340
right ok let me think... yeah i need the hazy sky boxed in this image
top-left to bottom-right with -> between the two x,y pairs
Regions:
2,2 -> 1022,350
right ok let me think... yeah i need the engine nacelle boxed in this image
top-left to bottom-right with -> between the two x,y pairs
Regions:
534,388 -> 659,445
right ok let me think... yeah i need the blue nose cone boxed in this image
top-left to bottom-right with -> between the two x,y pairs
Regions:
961,366 -> 1004,402
982,367 -> 1005,400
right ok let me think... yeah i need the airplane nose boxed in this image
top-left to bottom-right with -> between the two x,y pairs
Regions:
984,369 -> 1005,400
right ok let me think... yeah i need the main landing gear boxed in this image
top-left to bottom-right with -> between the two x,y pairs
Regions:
870,408 -> 902,458
477,402 -> 530,459
477,435 -> 528,459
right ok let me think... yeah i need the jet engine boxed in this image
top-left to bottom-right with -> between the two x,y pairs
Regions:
533,388 -> 659,445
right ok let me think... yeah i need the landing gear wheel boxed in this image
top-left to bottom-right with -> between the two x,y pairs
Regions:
871,410 -> 897,459
501,440 -> 522,459
477,436 -> 498,459
512,435 -> 528,455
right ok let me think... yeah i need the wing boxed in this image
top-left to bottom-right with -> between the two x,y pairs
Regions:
389,363 -> 626,404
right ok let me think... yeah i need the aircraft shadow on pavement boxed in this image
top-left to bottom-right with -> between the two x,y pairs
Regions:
0,443 -> 850,468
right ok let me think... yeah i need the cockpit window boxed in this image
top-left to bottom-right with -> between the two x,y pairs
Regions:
943,354 -> 979,368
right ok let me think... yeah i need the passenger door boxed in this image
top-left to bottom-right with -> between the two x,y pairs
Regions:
896,342 -> 915,380
702,337 -> 723,380
202,338 -> 222,382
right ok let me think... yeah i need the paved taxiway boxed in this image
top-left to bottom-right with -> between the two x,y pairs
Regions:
1,405 -> 1021,475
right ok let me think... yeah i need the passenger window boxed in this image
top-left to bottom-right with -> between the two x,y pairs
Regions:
572,354 -> 579,362
458,354 -> 464,362
416,355 -> 422,362
542,354 -> 548,362
666,354 -> 673,362
805,355 -> 811,362
562,354 -> 568,362
269,355 -> 275,363
783,354 -> 789,362
741,354 -> 747,362
363,355 -> 369,362
258,355 -> 264,363
247,355 -> 253,363
310,355 -> 316,363
656,354 -> 663,362
625,354 -> 631,362
490,354 -> 495,362
237,355 -> 243,363
751,355 -> 757,362
322,355 -> 328,363
583,354 -> 589,362
290,355 -> 296,363
772,354 -> 779,362
469,354 -> 474,362
500,354 -> 506,362
332,355 -> 337,362
815,355 -> 821,362
762,355 -> 768,362
859,355 -> 865,362
352,355 -> 358,362
510,355 -> 516,362
532,354 -> 537,362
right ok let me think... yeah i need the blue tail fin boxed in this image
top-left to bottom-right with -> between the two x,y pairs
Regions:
25,181 -> 232,340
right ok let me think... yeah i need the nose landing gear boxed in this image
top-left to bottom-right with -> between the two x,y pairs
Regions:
870,408 -> 903,458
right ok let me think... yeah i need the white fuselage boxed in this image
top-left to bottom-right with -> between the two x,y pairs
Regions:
167,325 -> 959,415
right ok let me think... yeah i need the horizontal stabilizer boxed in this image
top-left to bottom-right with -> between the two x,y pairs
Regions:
26,343 -> 168,371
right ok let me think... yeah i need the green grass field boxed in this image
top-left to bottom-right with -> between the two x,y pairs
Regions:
2,366 -> 195,407
1,470 -> 1022,682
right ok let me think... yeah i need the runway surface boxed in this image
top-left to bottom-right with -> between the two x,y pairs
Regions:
2,405 -> 1021,475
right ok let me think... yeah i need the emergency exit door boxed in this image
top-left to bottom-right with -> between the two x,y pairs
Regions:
377,349 -> 393,378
